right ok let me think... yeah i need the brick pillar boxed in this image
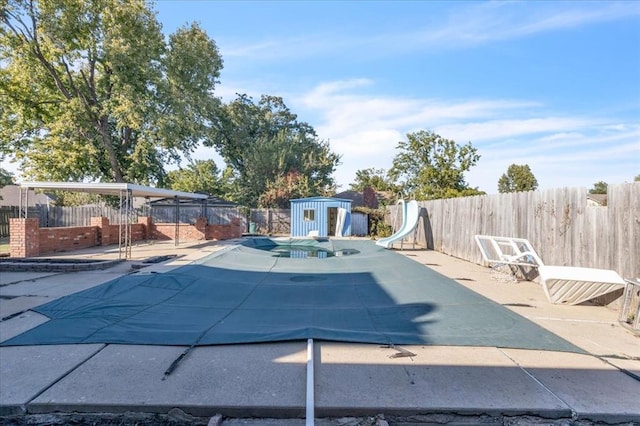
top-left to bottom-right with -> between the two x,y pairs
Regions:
10,218 -> 40,258
195,217 -> 207,240
195,217 -> 207,232
90,217 -> 110,246
231,217 -> 243,238
138,216 -> 153,240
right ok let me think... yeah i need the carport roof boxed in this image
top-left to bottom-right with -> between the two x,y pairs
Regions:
19,181 -> 208,199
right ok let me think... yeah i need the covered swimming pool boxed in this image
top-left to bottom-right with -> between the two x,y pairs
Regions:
1,238 -> 582,353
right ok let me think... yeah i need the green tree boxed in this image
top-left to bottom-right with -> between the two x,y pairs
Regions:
0,0 -> 223,185
634,175 -> 639,182
349,168 -> 399,193
589,181 -> 608,194
49,191 -> 101,207
209,94 -> 340,207
258,171 -> 313,208
0,167 -> 14,186
389,130 -> 483,200
166,160 -> 227,196
0,166 -> 14,200
497,164 -> 539,193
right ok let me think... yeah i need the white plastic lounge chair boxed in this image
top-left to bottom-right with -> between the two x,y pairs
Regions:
538,265 -> 626,305
475,235 -> 626,305
474,235 -> 543,268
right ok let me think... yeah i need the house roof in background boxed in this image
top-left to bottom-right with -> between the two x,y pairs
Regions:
586,193 -> 607,205
333,190 -> 364,206
334,189 -> 394,208
0,185 -> 54,207
290,196 -> 353,203
19,182 -> 207,199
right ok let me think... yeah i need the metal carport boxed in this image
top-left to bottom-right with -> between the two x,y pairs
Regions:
18,182 -> 207,258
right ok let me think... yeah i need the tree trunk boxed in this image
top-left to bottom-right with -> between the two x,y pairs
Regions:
98,116 -> 124,182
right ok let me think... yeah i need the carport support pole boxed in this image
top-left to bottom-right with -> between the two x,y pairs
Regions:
174,196 -> 179,246
118,190 -> 123,259
19,186 -> 29,218
306,338 -> 314,426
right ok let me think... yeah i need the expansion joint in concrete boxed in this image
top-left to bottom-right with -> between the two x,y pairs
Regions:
23,344 -> 108,413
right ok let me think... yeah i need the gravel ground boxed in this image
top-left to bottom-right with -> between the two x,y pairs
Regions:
2,412 -> 637,426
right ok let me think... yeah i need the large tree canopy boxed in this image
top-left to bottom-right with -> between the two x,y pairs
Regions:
389,130 -> 483,200
166,159 -> 231,197
497,163 -> 538,193
349,167 -> 399,194
258,171 -> 313,208
0,0 -> 222,185
209,94 -> 341,207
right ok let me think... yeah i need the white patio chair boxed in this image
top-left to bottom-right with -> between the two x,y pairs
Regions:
538,265 -> 626,305
474,235 -> 625,305
474,235 -> 544,268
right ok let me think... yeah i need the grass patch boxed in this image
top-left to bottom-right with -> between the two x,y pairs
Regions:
0,237 -> 9,254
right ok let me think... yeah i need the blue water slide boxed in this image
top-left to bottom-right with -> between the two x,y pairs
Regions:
376,200 -> 419,249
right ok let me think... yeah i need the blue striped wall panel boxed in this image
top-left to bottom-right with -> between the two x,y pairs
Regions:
290,197 -> 352,237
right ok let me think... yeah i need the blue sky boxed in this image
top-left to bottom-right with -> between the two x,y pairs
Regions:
4,0 -> 639,193
153,0 -> 640,193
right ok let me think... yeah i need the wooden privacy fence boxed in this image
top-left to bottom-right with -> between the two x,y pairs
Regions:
249,209 -> 291,235
150,206 -> 242,225
0,205 -> 243,236
44,205 -> 126,227
247,209 -> 369,236
388,183 -> 639,280
2,205 -> 366,237
0,206 -> 43,237
0,206 -> 19,238
0,205 -> 132,229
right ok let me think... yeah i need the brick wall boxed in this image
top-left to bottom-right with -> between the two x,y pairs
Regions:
153,217 -> 242,241
137,216 -> 152,238
131,223 -> 146,241
90,217 -> 110,246
101,223 -> 146,244
38,226 -> 97,254
152,223 -> 206,241
205,217 -> 243,240
10,215 -> 243,257
9,218 -> 39,257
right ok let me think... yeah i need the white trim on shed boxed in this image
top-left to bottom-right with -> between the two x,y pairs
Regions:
290,197 -> 352,237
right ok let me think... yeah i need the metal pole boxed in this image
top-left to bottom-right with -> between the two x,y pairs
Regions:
126,189 -> 132,259
19,187 -> 25,218
118,190 -> 123,260
174,196 -> 179,246
306,338 -> 315,426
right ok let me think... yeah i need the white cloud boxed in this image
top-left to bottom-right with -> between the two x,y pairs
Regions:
467,127 -> 640,192
434,117 -> 595,144
219,2 -> 640,61
417,1 -> 640,48
292,79 -> 640,193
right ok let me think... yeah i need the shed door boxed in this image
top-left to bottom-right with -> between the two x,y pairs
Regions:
327,207 -> 338,236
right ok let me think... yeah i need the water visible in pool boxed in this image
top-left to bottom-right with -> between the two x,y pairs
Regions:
263,245 -> 360,259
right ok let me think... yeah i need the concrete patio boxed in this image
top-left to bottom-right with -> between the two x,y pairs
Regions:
1,239 -> 638,425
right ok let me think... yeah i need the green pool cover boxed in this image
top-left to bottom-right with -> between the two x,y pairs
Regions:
1,238 -> 583,353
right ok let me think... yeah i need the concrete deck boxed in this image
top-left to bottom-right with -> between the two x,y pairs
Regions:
1,239 -> 639,425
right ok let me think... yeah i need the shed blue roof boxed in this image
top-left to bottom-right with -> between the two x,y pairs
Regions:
290,197 -> 353,203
